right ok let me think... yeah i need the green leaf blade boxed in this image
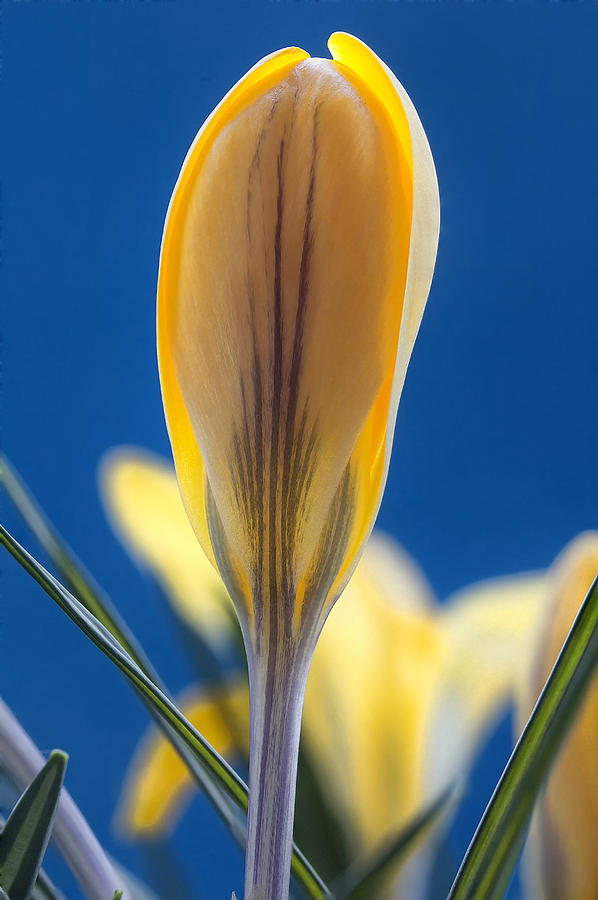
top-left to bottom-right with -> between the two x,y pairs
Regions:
0,524 -> 330,900
333,786 -> 454,900
32,865 -> 66,900
0,455 -> 160,686
447,573 -> 598,900
0,751 -> 67,900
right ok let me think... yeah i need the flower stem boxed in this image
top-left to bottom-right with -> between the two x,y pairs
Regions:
244,645 -> 310,900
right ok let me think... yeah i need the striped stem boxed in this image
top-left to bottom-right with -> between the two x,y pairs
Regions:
244,644 -> 311,900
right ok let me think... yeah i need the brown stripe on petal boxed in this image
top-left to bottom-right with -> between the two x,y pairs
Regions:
280,109 -> 318,606
224,86 -> 323,633
174,57 -> 399,643
205,479 -> 252,622
299,462 -> 357,631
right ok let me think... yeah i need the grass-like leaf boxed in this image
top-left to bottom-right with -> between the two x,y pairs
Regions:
0,751 -> 67,900
0,819 -> 65,900
2,458 -> 330,896
332,786 -> 454,900
0,456 -> 159,683
295,743 -> 353,883
1,458 -> 250,849
32,867 -> 66,900
447,573 -> 598,900
0,524 -> 330,900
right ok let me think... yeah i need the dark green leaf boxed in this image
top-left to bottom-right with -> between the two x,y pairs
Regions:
1,459 -> 329,896
295,743 -> 353,883
0,455 -> 159,683
447,574 -> 598,900
0,525 -> 330,900
0,817 -> 64,900
333,786 -> 454,900
0,751 -> 67,900
32,866 -> 66,900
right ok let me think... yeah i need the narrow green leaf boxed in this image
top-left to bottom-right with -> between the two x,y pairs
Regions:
32,866 -> 66,900
0,751 -> 67,900
0,525 -> 330,900
111,892 -> 123,900
333,786 -> 454,900
1,459 -> 328,896
447,574 -> 598,900
0,455 -> 159,683
295,742 -> 353,883
0,818 -> 65,900
0,459 -> 253,874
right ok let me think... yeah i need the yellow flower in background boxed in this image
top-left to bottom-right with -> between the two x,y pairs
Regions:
101,449 -> 232,649
517,533 -> 598,900
120,681 -> 249,837
102,450 -> 546,896
304,545 -> 546,858
157,31 -> 439,897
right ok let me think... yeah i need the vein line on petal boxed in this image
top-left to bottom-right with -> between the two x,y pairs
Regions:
281,104 -> 318,614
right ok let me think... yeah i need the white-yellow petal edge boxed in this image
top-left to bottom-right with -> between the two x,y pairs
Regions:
158,46 -> 309,570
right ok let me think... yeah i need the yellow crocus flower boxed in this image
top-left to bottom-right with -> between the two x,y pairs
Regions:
102,451 -> 545,897
517,533 -> 598,900
157,32 -> 439,898
305,547 -> 546,858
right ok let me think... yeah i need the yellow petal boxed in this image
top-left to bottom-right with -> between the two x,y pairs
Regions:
423,573 -> 547,801
118,682 -> 249,838
305,537 -> 545,855
518,533 -> 598,900
324,34 -> 440,605
158,35 -> 438,641
100,449 -> 233,647
304,534 -> 442,851
157,46 -> 309,577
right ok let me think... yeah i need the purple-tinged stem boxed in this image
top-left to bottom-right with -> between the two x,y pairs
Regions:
0,697 -> 126,900
243,644 -> 311,900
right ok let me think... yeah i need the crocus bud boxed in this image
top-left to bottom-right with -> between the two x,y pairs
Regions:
518,533 -> 598,900
157,32 -> 439,899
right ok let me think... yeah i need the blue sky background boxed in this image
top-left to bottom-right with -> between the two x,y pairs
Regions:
3,2 -> 598,898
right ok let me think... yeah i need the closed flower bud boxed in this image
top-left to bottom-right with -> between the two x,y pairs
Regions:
157,32 -> 439,899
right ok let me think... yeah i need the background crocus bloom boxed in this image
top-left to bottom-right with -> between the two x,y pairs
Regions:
517,533 -> 598,900
100,449 -> 232,651
103,450 -> 546,898
157,32 -> 439,897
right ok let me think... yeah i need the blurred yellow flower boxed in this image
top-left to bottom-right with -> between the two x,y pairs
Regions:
156,31 -> 439,897
101,449 -> 232,649
305,544 -> 546,858
517,532 -> 598,900
119,681 -> 249,837
103,451 -> 545,895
